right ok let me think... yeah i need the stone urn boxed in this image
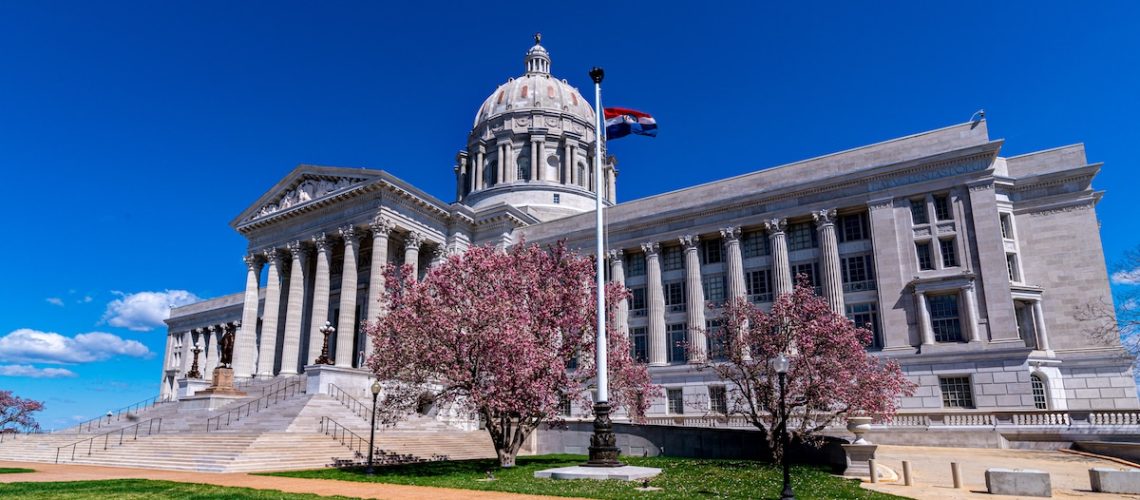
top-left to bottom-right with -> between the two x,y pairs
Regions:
846,416 -> 873,445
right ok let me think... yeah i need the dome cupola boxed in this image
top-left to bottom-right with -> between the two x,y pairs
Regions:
453,35 -> 618,222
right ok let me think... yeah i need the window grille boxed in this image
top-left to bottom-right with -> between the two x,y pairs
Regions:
939,376 -> 974,408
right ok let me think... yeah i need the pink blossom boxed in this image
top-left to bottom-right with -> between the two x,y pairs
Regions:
0,390 -> 45,433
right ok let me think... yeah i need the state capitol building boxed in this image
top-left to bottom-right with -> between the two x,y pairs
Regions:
160,38 -> 1137,420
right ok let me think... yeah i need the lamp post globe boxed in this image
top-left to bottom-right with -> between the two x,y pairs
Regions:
771,353 -> 794,500
366,380 -> 381,475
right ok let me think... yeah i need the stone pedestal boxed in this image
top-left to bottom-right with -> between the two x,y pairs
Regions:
1090,468 -> 1140,494
986,468 -> 1052,497
305,364 -> 373,396
841,443 -> 879,478
177,377 -> 211,399
534,465 -> 661,481
180,367 -> 248,410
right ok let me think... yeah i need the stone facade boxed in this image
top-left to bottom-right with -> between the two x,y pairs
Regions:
161,39 -> 1137,417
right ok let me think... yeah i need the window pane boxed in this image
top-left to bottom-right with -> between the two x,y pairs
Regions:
630,287 -> 647,315
929,294 -> 962,342
787,222 -> 817,251
667,323 -> 687,363
627,253 -> 646,277
792,262 -> 819,287
702,274 -> 726,304
939,376 -> 974,408
840,212 -> 869,242
1031,375 -> 1047,410
709,386 -> 727,414
916,242 -> 933,271
940,239 -> 958,268
631,327 -> 648,363
663,246 -> 683,271
1006,254 -> 1020,282
845,302 -> 880,348
742,231 -> 769,258
911,199 -> 928,225
665,282 -> 686,312
746,269 -> 773,303
1000,213 -> 1014,240
667,388 -> 684,414
934,195 -> 952,221
700,238 -> 723,265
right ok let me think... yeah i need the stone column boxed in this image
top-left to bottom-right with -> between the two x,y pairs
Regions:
234,253 -> 262,379
535,137 -> 545,181
335,226 -> 360,368
563,142 -> 573,185
530,138 -> 539,181
962,283 -> 981,342
179,330 -> 192,375
279,241 -> 309,375
307,233 -> 332,366
505,142 -> 514,182
643,242 -> 667,366
916,290 -> 934,346
813,209 -> 845,312
404,231 -> 423,280
366,217 -> 392,321
454,165 -> 464,201
681,235 -> 707,363
258,249 -> 284,377
606,167 -> 617,203
475,146 -> 485,190
766,218 -> 792,296
203,325 -> 221,380
608,249 -> 628,336
1032,299 -> 1051,351
721,227 -> 745,300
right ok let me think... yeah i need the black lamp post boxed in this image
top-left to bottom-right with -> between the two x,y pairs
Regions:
366,380 -> 381,475
315,322 -> 335,365
187,342 -> 203,379
771,353 -> 794,500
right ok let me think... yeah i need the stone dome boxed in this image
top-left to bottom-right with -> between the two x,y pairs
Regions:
472,38 -> 594,128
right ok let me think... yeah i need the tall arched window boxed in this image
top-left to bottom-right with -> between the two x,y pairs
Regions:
1030,374 -> 1048,410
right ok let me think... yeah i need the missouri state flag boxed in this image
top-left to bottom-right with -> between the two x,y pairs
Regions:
604,107 -> 657,140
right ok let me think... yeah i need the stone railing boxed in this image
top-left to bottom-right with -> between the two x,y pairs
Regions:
634,409 -> 1140,431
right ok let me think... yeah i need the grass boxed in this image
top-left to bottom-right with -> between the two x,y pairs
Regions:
0,468 -> 34,474
264,454 -> 907,500
0,479 -> 358,499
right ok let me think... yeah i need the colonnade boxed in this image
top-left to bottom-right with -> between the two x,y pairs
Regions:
455,137 -> 617,202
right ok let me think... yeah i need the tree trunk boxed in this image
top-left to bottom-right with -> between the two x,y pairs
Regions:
497,447 -> 516,467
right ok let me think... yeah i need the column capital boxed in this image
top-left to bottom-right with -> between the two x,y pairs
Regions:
720,226 -> 741,242
607,249 -> 624,261
370,215 -> 393,236
405,231 -> 425,250
243,253 -> 264,271
640,241 -> 660,256
263,248 -> 284,266
679,234 -> 700,249
286,240 -> 310,259
312,232 -> 331,253
812,208 -> 838,227
764,218 -> 787,234
339,225 -> 359,247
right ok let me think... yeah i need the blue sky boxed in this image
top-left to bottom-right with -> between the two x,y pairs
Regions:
1,2 -> 1138,428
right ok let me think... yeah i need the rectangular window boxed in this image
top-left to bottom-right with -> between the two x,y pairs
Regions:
630,327 -> 648,363
846,302 -> 881,348
910,198 -> 929,225
939,238 -> 959,268
702,274 -> 726,304
558,395 -> 572,416
667,323 -> 687,363
939,376 -> 974,408
709,386 -> 728,414
662,246 -> 684,271
630,287 -> 647,316
1000,213 -> 1014,240
839,212 -> 870,243
933,194 -> 952,221
745,269 -> 773,303
706,319 -> 727,361
841,254 -> 876,292
1007,254 -> 1020,282
929,293 -> 962,342
665,281 -> 686,312
792,262 -> 819,288
916,242 -> 934,271
667,388 -> 684,414
699,238 -> 724,265
553,193 -> 561,204
787,222 -> 817,251
742,231 -> 769,258
627,253 -> 646,277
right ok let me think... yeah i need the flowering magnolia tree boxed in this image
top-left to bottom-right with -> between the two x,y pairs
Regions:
0,390 -> 44,433
696,278 -> 914,459
366,242 -> 655,467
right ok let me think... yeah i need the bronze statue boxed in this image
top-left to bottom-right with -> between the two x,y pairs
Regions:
219,325 -> 235,367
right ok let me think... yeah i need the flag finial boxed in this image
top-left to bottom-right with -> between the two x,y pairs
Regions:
534,32 -> 541,45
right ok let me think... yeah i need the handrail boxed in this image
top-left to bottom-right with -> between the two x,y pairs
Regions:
55,417 -> 162,464
64,395 -> 165,435
0,429 -> 43,443
327,383 -> 377,427
319,417 -> 370,460
205,379 -> 304,432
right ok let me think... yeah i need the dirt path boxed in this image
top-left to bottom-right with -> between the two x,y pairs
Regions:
861,445 -> 1140,499
0,460 -> 581,500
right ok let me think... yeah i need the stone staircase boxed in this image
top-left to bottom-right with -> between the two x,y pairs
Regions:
0,374 -> 496,472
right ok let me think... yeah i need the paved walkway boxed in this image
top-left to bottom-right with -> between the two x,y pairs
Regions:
0,460 -> 579,500
861,445 -> 1140,499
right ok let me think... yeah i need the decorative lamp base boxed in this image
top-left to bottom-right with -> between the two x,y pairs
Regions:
584,401 -> 623,467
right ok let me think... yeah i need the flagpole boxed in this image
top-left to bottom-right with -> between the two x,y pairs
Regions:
585,66 -> 620,467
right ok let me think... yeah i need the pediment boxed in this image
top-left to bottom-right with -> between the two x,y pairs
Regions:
233,165 -> 381,227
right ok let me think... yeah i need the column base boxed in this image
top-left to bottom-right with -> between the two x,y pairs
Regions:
304,364 -> 374,396
584,402 -> 623,467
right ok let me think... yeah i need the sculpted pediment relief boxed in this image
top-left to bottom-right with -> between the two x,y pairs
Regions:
248,175 -> 367,222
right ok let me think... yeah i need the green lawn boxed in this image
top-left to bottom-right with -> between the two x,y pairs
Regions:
0,468 -> 34,474
0,479 -> 358,499
265,454 -> 907,500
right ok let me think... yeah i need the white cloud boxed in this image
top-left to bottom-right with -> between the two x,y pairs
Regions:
1112,268 -> 1140,285
0,364 -> 76,378
80,296 -> 93,303
0,329 -> 151,364
46,297 -> 64,307
101,290 -> 200,331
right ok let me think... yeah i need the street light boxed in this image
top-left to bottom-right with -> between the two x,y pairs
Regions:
315,322 -> 335,365
771,353 -> 794,500
366,379 -> 381,475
